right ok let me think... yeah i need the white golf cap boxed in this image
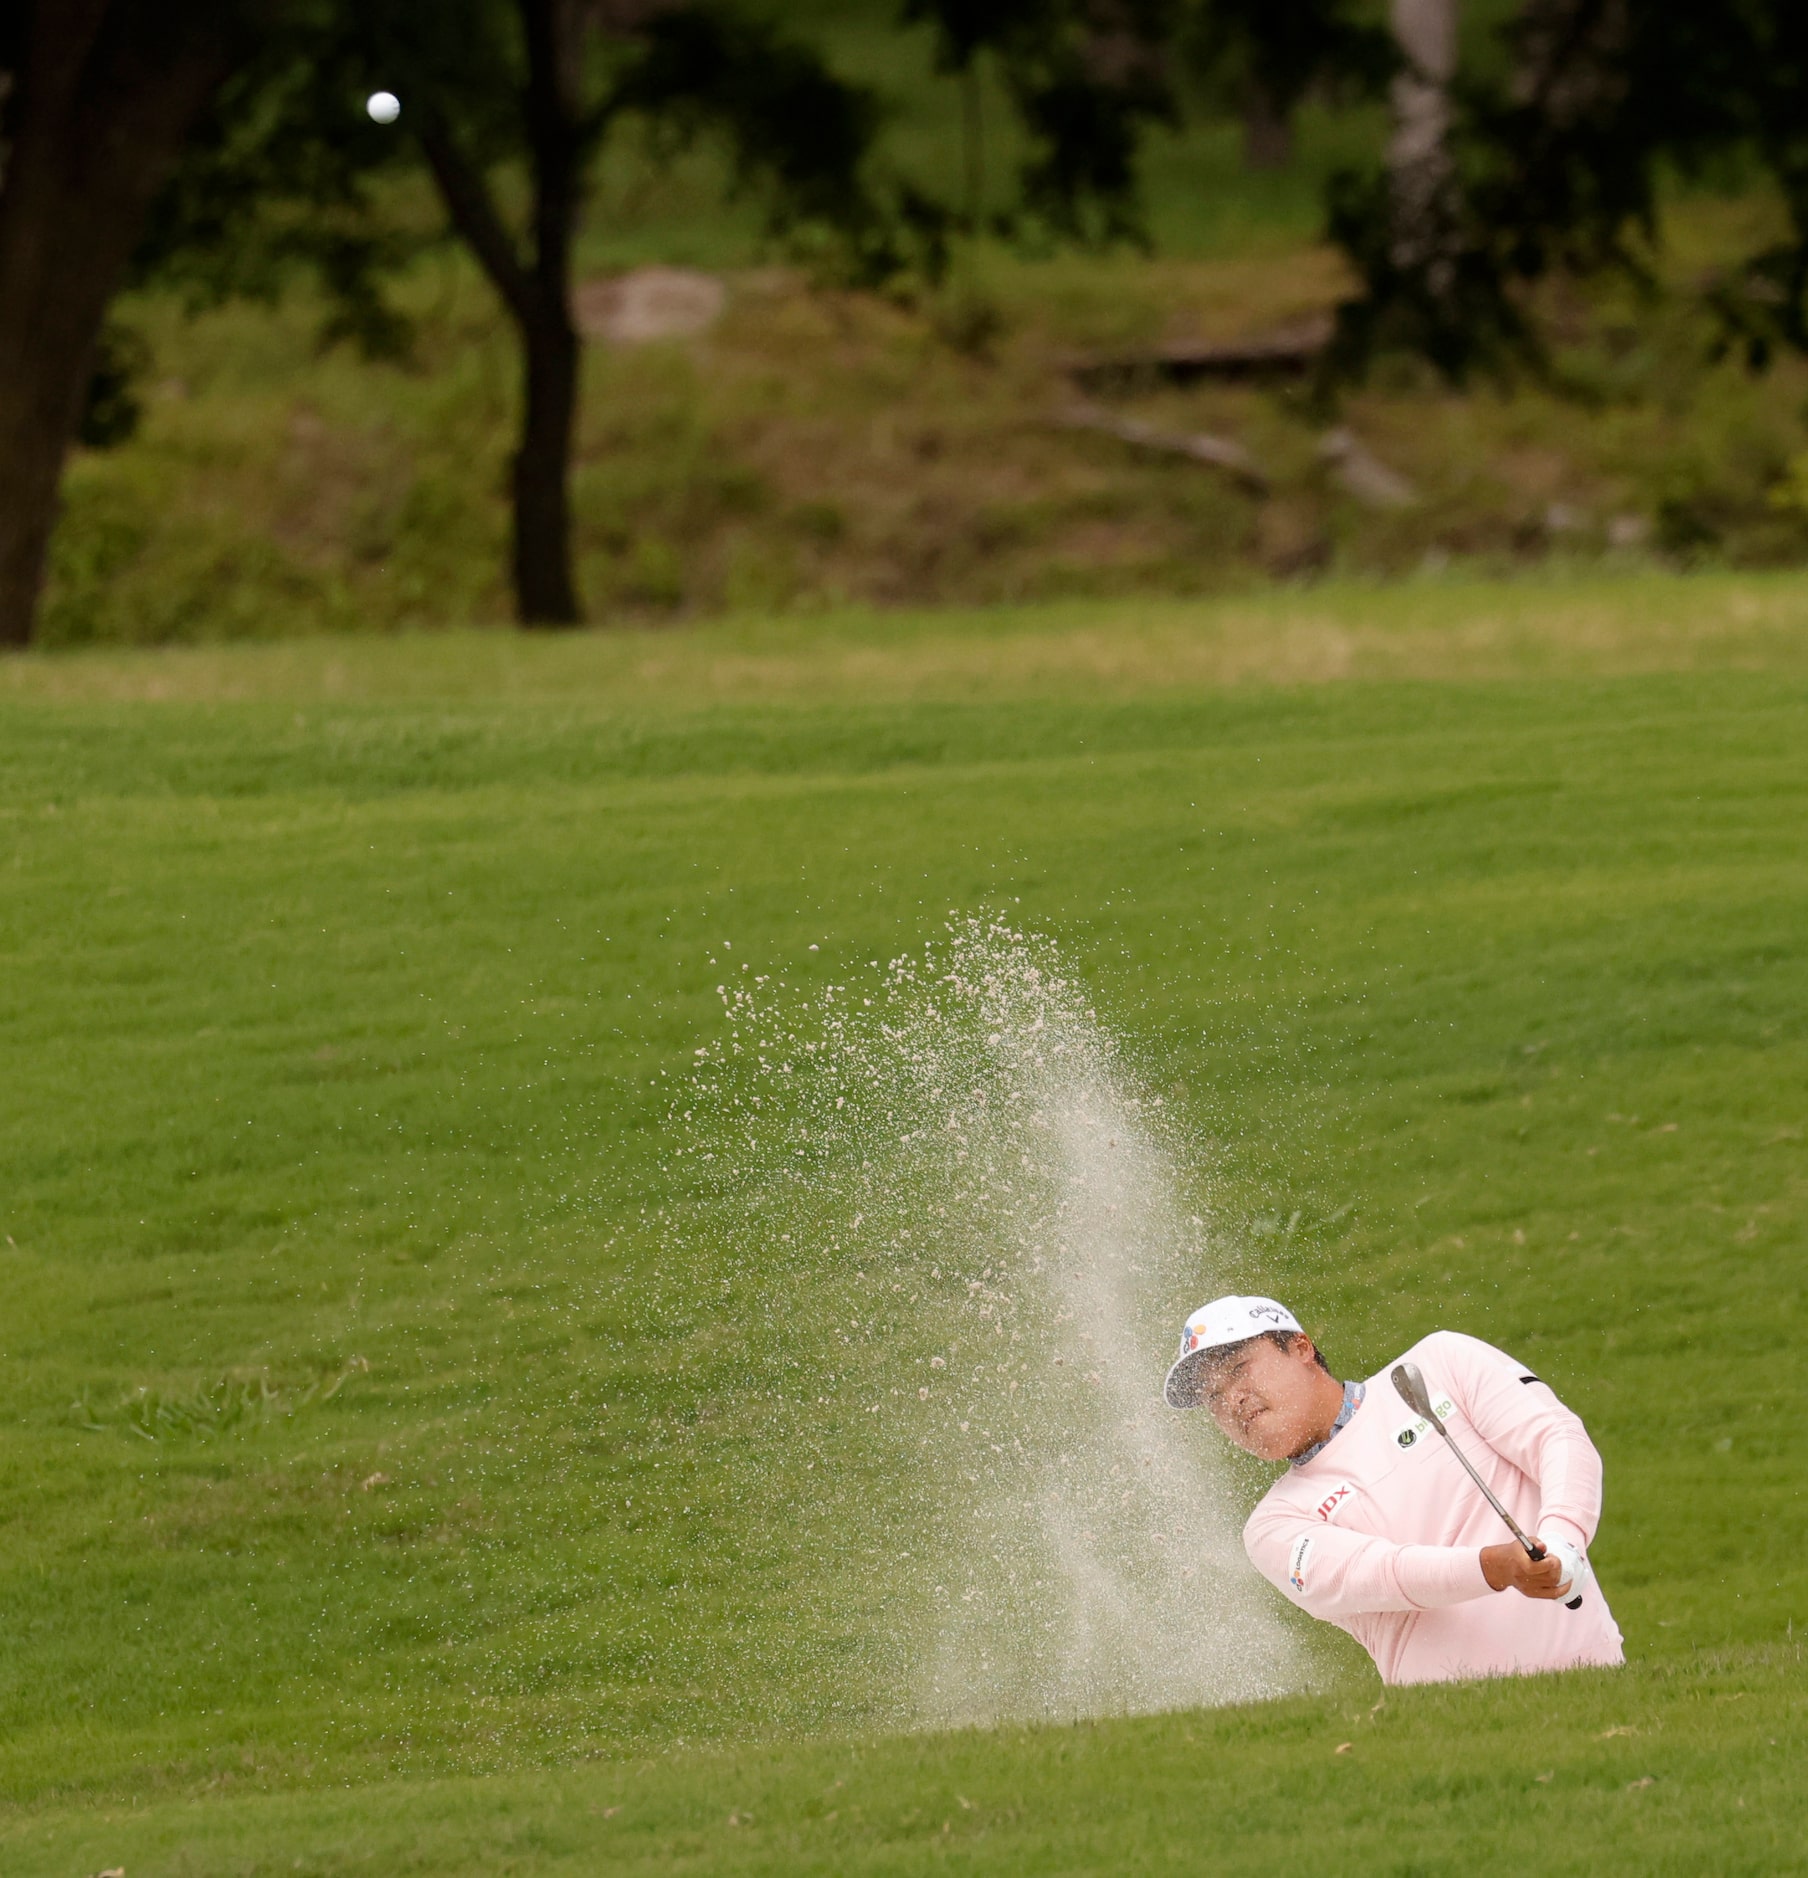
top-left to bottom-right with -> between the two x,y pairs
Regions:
1163,1295 -> 1303,1409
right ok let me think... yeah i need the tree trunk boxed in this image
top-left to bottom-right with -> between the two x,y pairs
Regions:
511,309 -> 582,624
1387,0 -> 1461,298
0,2 -> 234,648
510,0 -> 584,626
421,0 -> 585,626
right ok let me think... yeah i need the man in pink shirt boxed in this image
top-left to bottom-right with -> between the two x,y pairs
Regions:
1164,1296 -> 1624,1686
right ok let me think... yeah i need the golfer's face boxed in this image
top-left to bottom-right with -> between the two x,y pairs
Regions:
1203,1341 -> 1318,1460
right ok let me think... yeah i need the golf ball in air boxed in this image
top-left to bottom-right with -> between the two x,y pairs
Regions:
366,91 -> 401,124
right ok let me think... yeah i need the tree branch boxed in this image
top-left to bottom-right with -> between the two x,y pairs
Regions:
415,108 -> 535,328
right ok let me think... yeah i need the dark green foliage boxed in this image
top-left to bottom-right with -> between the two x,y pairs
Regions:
901,0 -> 1386,245
132,3 -> 421,350
905,0 -> 1172,245
1173,0 -> 1393,153
1328,0 -> 1808,383
75,321 -> 151,449
622,10 -> 883,235
1010,42 -> 1172,243
136,1 -> 893,340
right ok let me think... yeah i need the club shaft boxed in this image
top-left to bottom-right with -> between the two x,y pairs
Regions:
1431,1425 -> 1544,1559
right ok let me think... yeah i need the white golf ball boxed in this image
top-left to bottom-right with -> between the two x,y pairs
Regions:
366,91 -> 401,125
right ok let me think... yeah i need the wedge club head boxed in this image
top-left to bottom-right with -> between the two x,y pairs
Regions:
1390,1361 -> 1439,1424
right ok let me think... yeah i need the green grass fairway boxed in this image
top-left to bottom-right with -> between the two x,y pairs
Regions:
2,574 -> 1805,1873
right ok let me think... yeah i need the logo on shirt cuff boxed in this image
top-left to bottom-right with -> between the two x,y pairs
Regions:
1288,1533 -> 1313,1593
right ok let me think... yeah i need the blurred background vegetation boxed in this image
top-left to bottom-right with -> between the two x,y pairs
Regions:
10,0 -> 1808,647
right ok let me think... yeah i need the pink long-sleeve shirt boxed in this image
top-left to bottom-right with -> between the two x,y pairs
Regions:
1243,1330 -> 1625,1686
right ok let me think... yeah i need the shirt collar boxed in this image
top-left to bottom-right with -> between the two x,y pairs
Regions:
1290,1378 -> 1366,1469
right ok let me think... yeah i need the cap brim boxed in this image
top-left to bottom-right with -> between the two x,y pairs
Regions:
1164,1347 -> 1214,1410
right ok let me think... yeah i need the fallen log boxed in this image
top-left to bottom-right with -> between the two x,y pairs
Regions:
1068,312 -> 1334,391
1317,427 -> 1417,508
1052,404 -> 1269,495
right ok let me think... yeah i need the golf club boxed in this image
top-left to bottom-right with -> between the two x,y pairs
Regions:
1390,1363 -> 1584,1609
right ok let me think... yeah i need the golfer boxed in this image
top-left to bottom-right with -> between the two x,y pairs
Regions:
1165,1296 -> 1624,1685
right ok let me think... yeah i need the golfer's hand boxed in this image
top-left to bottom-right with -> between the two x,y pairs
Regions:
1480,1540 -> 1568,1599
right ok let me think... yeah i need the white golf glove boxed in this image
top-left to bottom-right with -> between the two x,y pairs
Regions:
1543,1536 -> 1593,1606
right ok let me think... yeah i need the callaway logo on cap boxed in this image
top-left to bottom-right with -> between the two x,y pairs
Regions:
1163,1295 -> 1304,1409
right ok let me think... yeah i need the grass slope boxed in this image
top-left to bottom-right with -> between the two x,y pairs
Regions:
1,574 -> 1804,1871
11,1658 -> 1805,1876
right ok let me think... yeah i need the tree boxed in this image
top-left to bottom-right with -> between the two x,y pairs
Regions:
1384,0 -> 1461,299
380,1 -> 900,624
141,0 -> 892,631
0,0 -> 891,645
0,1 -> 264,649
0,0 -> 429,649
1327,0 -> 1808,383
